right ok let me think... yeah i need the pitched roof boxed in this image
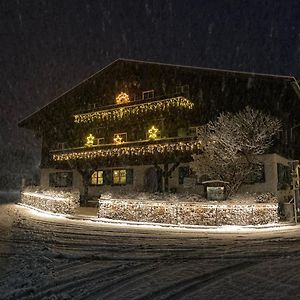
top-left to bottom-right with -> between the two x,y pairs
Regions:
18,58 -> 300,128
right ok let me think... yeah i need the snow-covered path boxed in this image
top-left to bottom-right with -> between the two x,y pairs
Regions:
1,203 -> 300,299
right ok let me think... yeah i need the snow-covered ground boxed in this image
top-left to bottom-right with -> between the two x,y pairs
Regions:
1,199 -> 300,299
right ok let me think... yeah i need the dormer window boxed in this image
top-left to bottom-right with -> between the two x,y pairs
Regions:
142,90 -> 154,100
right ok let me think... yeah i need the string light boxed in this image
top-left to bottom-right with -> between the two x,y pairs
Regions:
113,134 -> 123,144
74,96 -> 194,124
148,126 -> 159,140
85,134 -> 95,147
52,140 -> 203,161
115,92 -> 130,105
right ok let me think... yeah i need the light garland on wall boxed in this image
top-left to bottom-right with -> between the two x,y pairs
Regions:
115,92 -> 130,105
85,134 -> 95,147
148,126 -> 160,140
74,96 -> 194,124
113,134 -> 123,144
52,140 -> 203,161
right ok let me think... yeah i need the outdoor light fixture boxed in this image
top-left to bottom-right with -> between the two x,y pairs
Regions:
115,92 -> 130,105
85,134 -> 95,147
113,134 -> 123,144
148,126 -> 160,140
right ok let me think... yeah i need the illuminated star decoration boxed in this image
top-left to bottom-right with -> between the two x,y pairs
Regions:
113,134 -> 123,144
148,126 -> 159,140
85,134 -> 95,147
115,92 -> 130,105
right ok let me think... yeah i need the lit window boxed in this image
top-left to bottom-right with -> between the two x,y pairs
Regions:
91,170 -> 104,185
142,90 -> 154,100
113,169 -> 127,185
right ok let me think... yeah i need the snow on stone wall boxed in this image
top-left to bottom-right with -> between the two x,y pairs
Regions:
98,199 -> 278,226
21,187 -> 80,214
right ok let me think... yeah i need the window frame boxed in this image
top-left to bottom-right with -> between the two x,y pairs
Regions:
90,170 -> 104,186
49,172 -> 73,188
142,90 -> 154,100
112,169 -> 127,185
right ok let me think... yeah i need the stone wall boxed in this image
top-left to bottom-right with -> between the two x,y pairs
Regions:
98,199 -> 278,226
21,187 -> 80,214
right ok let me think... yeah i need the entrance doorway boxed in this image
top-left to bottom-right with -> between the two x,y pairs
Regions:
144,167 -> 162,193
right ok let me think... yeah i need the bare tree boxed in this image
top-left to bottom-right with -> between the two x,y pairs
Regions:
190,107 -> 281,197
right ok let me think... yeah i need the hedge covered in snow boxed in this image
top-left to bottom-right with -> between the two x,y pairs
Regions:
98,199 -> 278,226
21,187 -> 80,214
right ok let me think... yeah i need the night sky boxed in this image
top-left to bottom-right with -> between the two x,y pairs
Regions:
1,0 -> 300,187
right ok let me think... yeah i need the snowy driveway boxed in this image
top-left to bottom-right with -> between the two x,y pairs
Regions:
1,204 -> 300,299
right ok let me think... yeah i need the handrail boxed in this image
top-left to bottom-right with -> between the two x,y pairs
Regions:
73,96 -> 194,124
50,135 -> 198,153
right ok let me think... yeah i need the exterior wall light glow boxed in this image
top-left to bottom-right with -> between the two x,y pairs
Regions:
52,140 -> 203,161
85,134 -> 95,147
74,96 -> 194,124
115,92 -> 130,105
148,126 -> 159,140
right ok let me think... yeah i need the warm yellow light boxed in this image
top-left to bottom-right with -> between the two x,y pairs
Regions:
115,92 -> 130,105
113,134 -> 123,144
85,134 -> 95,147
52,140 -> 203,161
74,96 -> 194,124
148,126 -> 159,140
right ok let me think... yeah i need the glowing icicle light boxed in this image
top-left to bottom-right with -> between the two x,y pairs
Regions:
85,134 -> 95,147
148,126 -> 159,140
73,96 -> 194,124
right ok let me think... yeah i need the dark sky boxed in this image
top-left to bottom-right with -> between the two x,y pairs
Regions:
1,0 -> 300,147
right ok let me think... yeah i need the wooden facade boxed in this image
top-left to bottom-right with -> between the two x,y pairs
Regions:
19,59 -> 300,203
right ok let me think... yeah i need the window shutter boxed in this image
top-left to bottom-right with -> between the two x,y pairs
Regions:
103,170 -> 112,185
126,169 -> 134,184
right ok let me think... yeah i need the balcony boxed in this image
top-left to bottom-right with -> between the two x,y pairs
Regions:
50,136 -> 202,162
73,95 -> 194,124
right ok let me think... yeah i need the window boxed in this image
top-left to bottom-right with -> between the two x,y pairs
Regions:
189,126 -> 202,137
277,163 -> 292,190
91,170 -> 104,185
88,103 -> 97,110
56,142 -> 66,150
49,172 -> 73,187
95,138 -> 104,145
113,169 -> 127,185
142,90 -> 154,100
178,166 -> 191,184
175,84 -> 189,95
243,163 -> 265,184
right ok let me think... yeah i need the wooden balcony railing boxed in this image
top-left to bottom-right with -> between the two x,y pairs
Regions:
50,136 -> 202,161
73,95 -> 194,124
